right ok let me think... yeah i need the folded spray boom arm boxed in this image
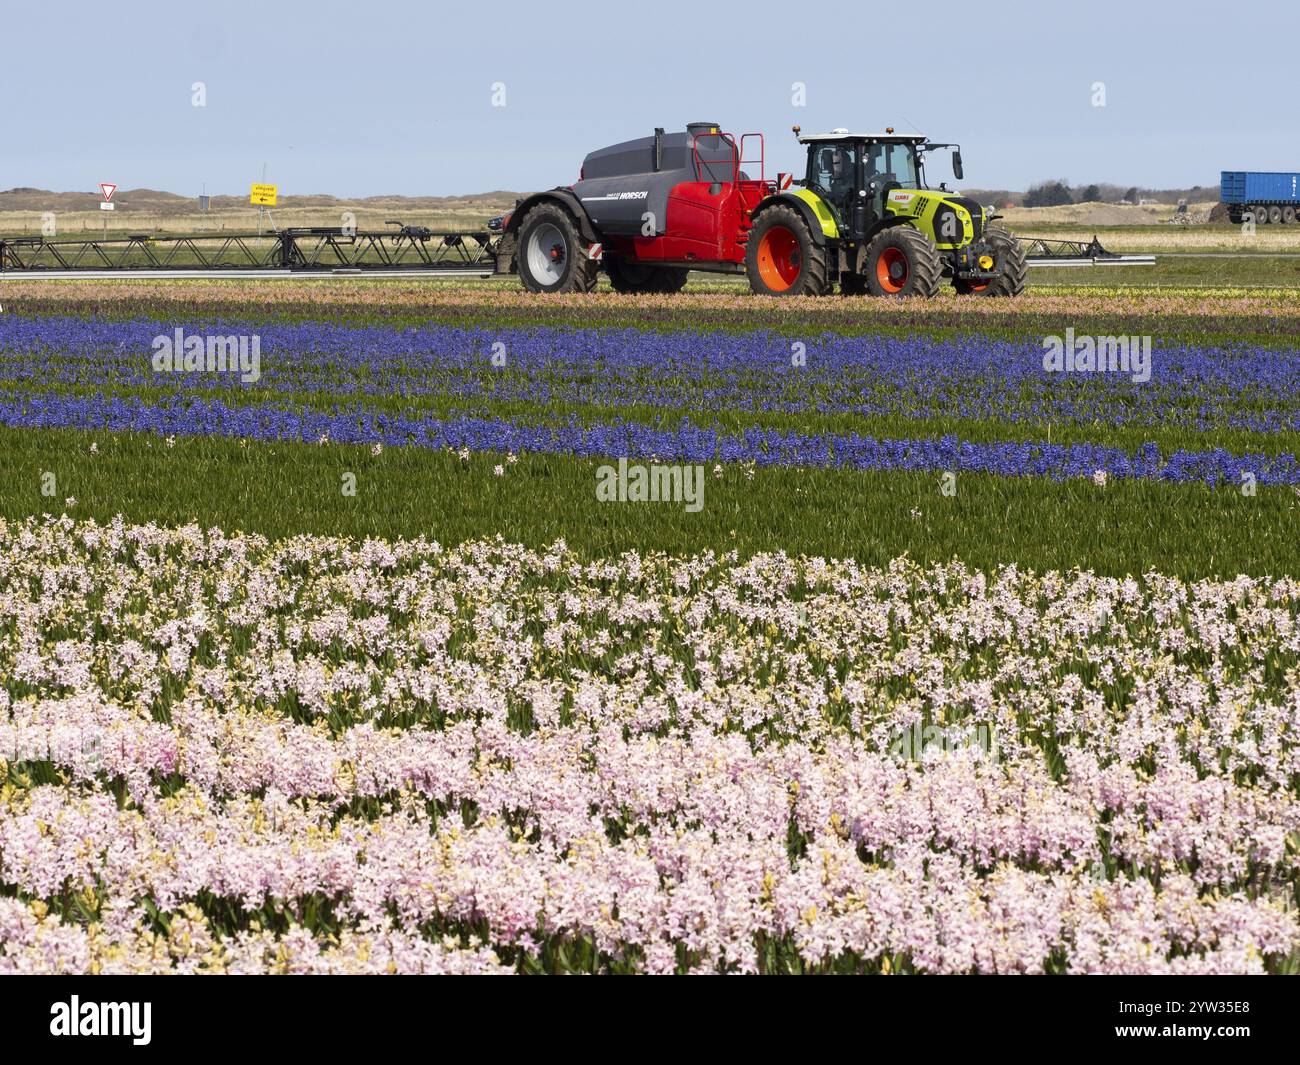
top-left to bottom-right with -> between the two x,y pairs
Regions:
1017,235 -> 1156,268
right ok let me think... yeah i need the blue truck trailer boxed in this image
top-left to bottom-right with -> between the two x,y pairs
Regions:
1220,170 -> 1300,223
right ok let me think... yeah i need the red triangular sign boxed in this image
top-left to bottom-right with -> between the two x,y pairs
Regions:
100,183 -> 116,202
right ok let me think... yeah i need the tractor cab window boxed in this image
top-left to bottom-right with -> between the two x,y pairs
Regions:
807,143 -> 858,216
862,142 -> 919,190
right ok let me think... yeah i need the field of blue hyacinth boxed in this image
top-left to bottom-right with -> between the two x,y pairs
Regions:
0,281 -> 1297,574
2,310 -> 1299,484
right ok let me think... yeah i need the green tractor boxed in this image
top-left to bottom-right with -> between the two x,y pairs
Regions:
746,127 -> 1026,297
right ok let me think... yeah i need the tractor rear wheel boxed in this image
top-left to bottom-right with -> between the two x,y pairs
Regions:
953,226 -> 1027,297
863,226 -> 942,298
605,260 -> 689,294
746,205 -> 830,296
516,203 -> 599,294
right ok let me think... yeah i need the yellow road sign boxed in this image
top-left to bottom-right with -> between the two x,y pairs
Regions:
250,183 -> 278,206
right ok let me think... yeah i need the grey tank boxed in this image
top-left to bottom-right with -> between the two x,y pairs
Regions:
570,123 -> 747,238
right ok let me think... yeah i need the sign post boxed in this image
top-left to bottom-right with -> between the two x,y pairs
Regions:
250,183 -> 278,234
99,183 -> 116,240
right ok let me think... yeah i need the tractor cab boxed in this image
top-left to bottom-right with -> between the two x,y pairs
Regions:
797,131 -> 959,240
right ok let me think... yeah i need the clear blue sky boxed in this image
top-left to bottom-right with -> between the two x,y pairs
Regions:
4,0 -> 1297,197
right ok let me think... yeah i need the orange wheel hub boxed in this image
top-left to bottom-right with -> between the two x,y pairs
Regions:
876,246 -> 909,293
756,225 -> 802,291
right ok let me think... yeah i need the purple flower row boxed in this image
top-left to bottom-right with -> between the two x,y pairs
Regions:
5,391 -> 1297,484
3,315 -> 1298,432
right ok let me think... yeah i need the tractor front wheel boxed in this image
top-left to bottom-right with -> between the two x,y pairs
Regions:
863,226 -> 942,298
746,206 -> 830,296
953,226 -> 1027,297
516,202 -> 599,294
605,260 -> 689,294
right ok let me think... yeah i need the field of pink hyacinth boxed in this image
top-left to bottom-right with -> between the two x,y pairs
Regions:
1,514 -> 1298,974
